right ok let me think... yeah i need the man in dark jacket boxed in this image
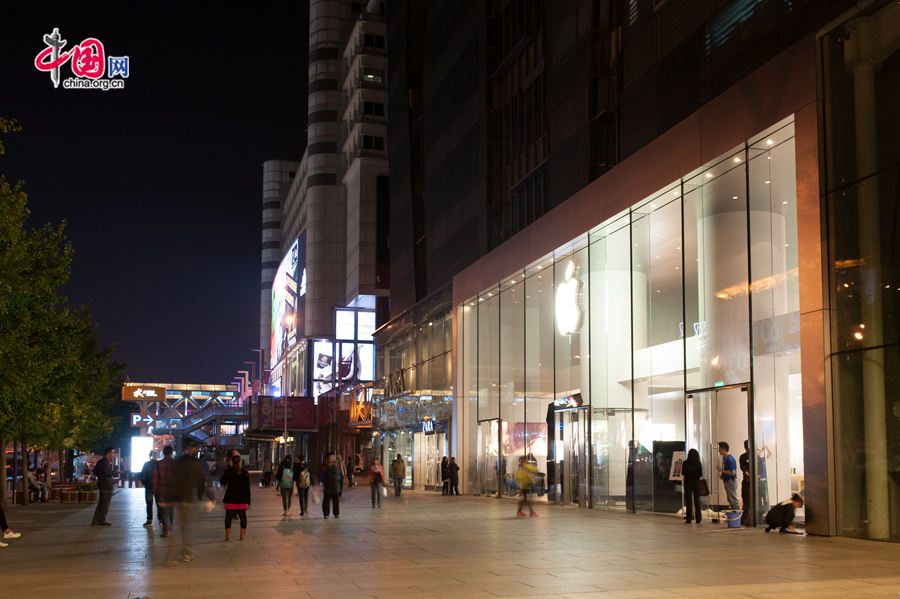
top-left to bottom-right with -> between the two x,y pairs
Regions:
140,452 -> 158,528
91,447 -> 115,526
293,456 -> 312,517
322,454 -> 343,519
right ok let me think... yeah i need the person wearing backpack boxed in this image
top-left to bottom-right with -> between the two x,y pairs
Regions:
275,457 -> 294,516
293,456 -> 312,517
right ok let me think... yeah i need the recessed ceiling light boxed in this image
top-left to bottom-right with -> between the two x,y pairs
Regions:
705,173 -> 713,178
733,156 -> 741,163
764,180 -> 770,184
766,139 -> 774,146
732,196 -> 738,199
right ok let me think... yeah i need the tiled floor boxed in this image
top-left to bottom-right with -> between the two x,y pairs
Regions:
2,485 -> 899,598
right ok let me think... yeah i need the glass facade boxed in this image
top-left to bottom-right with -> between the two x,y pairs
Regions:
458,118 -> 805,521
822,0 -> 900,541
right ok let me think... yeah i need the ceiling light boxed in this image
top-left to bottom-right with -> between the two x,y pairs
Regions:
705,173 -> 713,178
733,156 -> 741,163
766,139 -> 774,146
732,196 -> 738,200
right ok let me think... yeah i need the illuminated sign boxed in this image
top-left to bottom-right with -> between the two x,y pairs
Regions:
553,393 -> 583,409
555,260 -> 584,335
130,437 -> 154,472
122,386 -> 166,401
423,419 -> 434,434
271,231 -> 307,367
130,413 -> 155,427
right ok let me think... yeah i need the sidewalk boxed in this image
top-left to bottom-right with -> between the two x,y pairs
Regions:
2,484 -> 900,598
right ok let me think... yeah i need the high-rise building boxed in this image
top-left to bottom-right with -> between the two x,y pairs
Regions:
255,0 -> 388,465
374,0 -> 900,541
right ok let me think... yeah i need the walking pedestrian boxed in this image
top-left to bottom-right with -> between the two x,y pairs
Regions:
448,457 -> 460,495
166,439 -> 215,566
716,442 -> 740,511
368,458 -> 385,508
347,455 -> 355,489
294,455 -> 312,517
0,502 -> 22,548
740,440 -> 752,525
682,448 -> 703,523
390,454 -> 406,497
515,456 -> 537,517
441,457 -> 450,495
275,457 -> 294,516
140,451 -> 158,528
322,454 -> 343,519
262,457 -> 273,487
221,454 -> 251,541
91,447 -> 115,526
153,445 -> 176,537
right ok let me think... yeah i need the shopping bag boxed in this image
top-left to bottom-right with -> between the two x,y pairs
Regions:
698,478 -> 710,497
381,485 -> 388,498
311,488 -> 320,504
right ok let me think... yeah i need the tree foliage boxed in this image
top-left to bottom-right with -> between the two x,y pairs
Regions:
0,118 -> 124,467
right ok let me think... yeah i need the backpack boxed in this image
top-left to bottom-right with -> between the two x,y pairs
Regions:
299,469 -> 311,488
280,468 -> 294,489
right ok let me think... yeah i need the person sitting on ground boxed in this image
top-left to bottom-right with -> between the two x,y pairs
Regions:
765,492 -> 804,534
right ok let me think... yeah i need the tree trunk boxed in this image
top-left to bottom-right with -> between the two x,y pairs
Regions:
0,435 -> 6,507
21,439 -> 29,506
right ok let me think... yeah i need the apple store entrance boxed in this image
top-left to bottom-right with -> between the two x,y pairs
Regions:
459,118 -> 805,522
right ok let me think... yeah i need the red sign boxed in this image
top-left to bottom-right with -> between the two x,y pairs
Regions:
255,396 -> 315,430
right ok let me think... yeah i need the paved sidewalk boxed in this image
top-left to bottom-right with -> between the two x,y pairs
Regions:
2,484 -> 900,598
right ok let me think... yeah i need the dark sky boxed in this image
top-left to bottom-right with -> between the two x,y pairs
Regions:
1,4 -> 309,384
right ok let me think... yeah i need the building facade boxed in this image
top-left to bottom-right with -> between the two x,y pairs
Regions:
450,0 -> 900,541
374,0 -> 900,539
256,0 -> 388,466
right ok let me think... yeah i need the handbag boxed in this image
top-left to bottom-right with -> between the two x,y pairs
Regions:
698,478 -> 710,497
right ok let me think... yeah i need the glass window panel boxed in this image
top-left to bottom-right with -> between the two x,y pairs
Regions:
336,310 -> 356,340
358,343 -> 374,381
500,282 -> 525,482
478,292 -> 500,420
589,214 -> 632,508
554,247 -> 590,403
358,311 -> 376,341
684,154 -> 751,390
631,198 -> 685,512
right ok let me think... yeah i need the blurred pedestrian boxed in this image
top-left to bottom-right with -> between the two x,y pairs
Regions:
322,454 -> 343,519
448,457 -> 460,496
91,447 -> 115,526
515,456 -> 537,517
153,445 -> 176,537
262,457 -> 272,487
368,458 -> 385,508
166,439 -> 215,566
294,455 -> 312,517
140,451 -> 158,528
347,455 -> 355,489
765,493 -> 804,534
682,448 -> 703,523
275,457 -> 294,516
440,457 -> 450,495
391,454 -> 406,497
0,503 -> 22,548
221,454 -> 251,541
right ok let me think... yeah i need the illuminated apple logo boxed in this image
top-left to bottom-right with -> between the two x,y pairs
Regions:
555,260 -> 584,335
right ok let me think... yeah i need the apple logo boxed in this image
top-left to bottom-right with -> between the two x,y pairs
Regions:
555,260 -> 584,335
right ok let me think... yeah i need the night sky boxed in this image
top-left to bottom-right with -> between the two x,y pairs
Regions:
1,5 -> 309,383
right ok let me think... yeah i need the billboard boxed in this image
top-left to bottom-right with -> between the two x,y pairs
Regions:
122,386 -> 166,401
271,231 -> 307,367
254,395 -> 315,430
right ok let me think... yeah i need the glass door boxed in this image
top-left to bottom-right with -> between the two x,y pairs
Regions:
552,408 -> 589,507
477,420 -> 499,495
686,385 -> 753,525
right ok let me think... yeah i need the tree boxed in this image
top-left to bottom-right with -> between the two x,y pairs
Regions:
0,119 -> 124,506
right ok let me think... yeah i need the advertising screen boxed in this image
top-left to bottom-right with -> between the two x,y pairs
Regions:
270,231 -> 307,367
130,436 -> 154,472
256,395 -> 316,429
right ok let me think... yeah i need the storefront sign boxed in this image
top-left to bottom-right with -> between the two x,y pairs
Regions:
423,419 -> 435,435
256,395 -> 315,429
555,260 -> 584,335
122,386 -> 166,401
